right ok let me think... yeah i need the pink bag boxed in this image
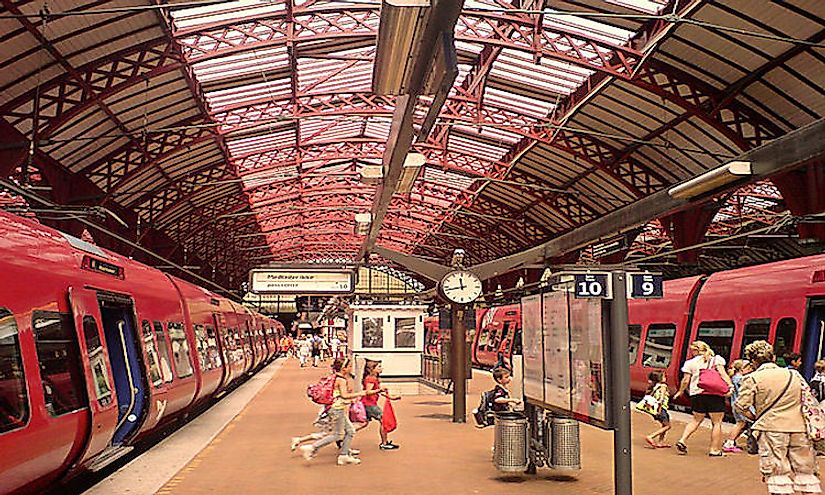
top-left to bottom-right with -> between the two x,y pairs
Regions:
349,399 -> 367,423
697,356 -> 729,396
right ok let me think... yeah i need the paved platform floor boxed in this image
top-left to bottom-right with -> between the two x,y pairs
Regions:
141,358 -> 780,495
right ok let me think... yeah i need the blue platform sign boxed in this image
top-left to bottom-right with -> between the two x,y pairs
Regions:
629,273 -> 664,299
573,273 -> 611,299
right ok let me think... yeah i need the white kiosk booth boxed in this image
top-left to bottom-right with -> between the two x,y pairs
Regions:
348,304 -> 428,378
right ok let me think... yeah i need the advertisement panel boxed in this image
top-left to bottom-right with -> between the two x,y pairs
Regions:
520,294 -> 544,402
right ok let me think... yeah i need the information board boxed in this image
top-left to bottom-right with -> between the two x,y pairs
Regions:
628,273 -> 664,299
521,281 -> 614,429
249,269 -> 355,294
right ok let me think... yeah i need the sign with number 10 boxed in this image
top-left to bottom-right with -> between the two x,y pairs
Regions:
573,273 -> 612,299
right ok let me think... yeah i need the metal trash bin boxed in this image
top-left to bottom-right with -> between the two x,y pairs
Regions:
493,412 -> 528,472
549,418 -> 581,470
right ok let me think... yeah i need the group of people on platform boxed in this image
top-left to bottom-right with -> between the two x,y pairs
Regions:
292,357 -> 401,466
278,332 -> 344,366
639,339 -> 822,495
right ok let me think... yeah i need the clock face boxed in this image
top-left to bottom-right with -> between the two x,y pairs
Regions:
440,270 -> 483,304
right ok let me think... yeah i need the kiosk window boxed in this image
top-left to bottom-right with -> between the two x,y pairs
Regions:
697,321 -> 735,362
168,322 -> 193,378
82,316 -> 112,407
154,321 -> 173,383
742,319 -> 771,357
628,324 -> 642,365
642,324 -> 676,368
32,311 -> 87,416
0,309 -> 28,433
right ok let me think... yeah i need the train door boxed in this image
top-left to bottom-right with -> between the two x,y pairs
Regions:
96,293 -> 149,445
213,313 -> 232,389
802,300 -> 825,379
67,288 -> 119,466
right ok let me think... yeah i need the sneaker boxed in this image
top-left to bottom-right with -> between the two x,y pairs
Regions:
291,437 -> 301,451
349,448 -> 360,456
300,445 -> 315,461
337,455 -> 361,465
380,442 -> 400,450
723,445 -> 743,453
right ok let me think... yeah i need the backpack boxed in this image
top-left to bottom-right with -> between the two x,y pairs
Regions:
472,389 -> 496,427
307,374 -> 337,405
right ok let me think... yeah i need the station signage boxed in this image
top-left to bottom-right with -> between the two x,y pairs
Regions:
628,273 -> 664,299
572,273 -> 612,299
249,269 -> 355,294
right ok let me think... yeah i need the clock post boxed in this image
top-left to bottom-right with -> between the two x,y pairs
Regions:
451,302 -> 467,423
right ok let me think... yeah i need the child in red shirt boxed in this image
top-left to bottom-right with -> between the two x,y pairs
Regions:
362,359 -> 400,450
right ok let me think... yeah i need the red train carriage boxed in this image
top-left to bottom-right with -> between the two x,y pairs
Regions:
0,211 -> 279,494
468,255 -> 825,407
472,304 -> 520,369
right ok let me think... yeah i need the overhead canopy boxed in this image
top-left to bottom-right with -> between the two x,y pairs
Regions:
0,0 -> 823,290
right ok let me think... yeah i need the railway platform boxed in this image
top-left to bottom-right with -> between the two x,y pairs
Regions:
92,358 -> 772,495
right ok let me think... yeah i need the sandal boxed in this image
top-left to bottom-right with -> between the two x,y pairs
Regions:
644,437 -> 657,449
708,451 -> 724,457
656,444 -> 672,448
675,441 -> 688,455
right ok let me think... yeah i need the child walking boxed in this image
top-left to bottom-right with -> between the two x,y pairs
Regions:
723,359 -> 751,453
644,371 -> 672,449
360,359 -> 401,450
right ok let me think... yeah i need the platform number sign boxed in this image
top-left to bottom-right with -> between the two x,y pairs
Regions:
629,273 -> 663,299
573,273 -> 612,299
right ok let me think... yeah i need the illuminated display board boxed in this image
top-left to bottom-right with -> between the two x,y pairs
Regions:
249,269 -> 355,294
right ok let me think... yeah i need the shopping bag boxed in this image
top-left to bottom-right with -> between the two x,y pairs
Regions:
800,376 -> 825,441
698,357 -> 730,396
382,397 -> 398,433
349,399 -> 367,423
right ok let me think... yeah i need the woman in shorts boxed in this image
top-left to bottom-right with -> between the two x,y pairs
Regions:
673,340 -> 733,456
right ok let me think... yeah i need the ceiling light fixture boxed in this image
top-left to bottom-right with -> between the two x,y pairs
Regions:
397,152 -> 426,193
372,0 -> 432,95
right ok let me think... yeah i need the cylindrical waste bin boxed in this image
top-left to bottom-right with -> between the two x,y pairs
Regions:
549,418 -> 581,470
493,412 -> 528,472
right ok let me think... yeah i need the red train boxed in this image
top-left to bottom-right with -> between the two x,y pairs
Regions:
466,255 -> 825,403
0,211 -> 283,494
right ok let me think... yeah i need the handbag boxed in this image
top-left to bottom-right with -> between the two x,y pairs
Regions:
349,399 -> 367,423
697,356 -> 730,396
746,370 -> 794,454
635,394 -> 660,416
797,372 -> 825,441
382,397 -> 398,433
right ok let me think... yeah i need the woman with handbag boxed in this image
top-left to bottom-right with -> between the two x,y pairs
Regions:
673,340 -> 733,456
736,340 -> 821,495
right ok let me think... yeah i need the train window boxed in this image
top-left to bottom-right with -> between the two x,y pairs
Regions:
205,326 -> 221,369
194,325 -> 210,371
141,321 -> 163,387
741,319 -> 771,357
628,324 -> 642,365
82,316 -> 113,407
0,309 -> 28,433
641,324 -> 676,368
697,321 -> 735,362
168,323 -> 193,378
32,311 -> 87,416
153,321 -> 173,383
775,318 -> 797,361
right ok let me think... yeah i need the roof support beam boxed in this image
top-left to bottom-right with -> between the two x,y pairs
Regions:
469,117 -> 825,280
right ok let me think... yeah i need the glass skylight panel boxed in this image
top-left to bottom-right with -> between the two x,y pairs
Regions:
171,0 -> 286,30
491,49 -> 592,96
543,10 -> 635,47
449,133 -> 509,162
485,87 -> 556,119
191,46 -> 289,83
364,119 -> 391,140
603,0 -> 669,14
206,78 -> 292,112
422,167 -> 476,191
451,124 -> 523,145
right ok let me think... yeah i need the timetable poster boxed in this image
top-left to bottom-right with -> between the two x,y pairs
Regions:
542,290 -> 571,412
520,294 -> 544,402
568,296 -> 607,423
